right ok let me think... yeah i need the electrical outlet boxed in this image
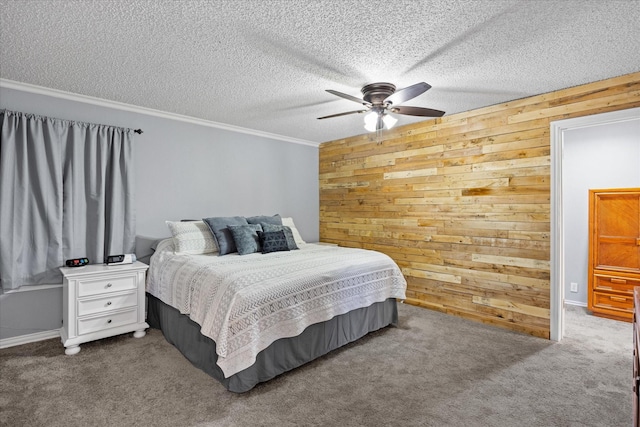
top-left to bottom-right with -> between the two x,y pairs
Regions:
570,282 -> 578,293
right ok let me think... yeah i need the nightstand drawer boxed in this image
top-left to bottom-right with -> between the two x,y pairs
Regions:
593,274 -> 640,295
593,292 -> 634,313
78,275 -> 137,297
77,291 -> 137,317
77,309 -> 138,335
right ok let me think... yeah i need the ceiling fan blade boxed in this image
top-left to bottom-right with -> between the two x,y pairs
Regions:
326,90 -> 372,107
390,106 -> 445,117
384,82 -> 431,106
317,110 -> 367,120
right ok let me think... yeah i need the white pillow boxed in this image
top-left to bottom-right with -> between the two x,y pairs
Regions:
165,220 -> 218,254
281,217 -> 306,246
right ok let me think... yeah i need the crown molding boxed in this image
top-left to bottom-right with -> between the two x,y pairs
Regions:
0,79 -> 319,147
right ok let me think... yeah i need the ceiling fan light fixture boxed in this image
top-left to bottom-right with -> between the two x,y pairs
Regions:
382,113 -> 398,129
364,111 -> 379,132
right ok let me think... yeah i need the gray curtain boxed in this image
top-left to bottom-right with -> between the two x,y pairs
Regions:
0,110 -> 135,293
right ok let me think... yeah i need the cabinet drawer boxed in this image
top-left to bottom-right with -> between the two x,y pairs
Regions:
77,309 -> 138,335
593,274 -> 640,295
77,275 -> 137,297
593,292 -> 634,313
77,291 -> 137,317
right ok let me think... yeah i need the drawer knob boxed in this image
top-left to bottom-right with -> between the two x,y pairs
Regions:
107,319 -> 112,324
106,283 -> 113,288
106,301 -> 112,306
611,296 -> 627,302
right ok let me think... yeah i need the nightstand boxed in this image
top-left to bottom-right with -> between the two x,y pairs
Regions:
59,261 -> 149,355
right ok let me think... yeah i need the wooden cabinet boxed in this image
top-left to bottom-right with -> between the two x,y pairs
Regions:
60,261 -> 149,355
634,288 -> 640,427
588,188 -> 640,322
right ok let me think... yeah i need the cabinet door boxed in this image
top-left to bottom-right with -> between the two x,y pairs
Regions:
592,190 -> 640,272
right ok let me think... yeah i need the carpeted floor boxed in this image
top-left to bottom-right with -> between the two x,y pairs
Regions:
0,303 -> 632,427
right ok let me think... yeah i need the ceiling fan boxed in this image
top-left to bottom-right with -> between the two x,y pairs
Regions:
317,82 -> 445,132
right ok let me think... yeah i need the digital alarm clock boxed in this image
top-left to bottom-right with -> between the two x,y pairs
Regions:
65,257 -> 89,267
106,254 -> 136,265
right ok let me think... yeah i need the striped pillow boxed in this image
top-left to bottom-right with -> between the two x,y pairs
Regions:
281,217 -> 306,246
166,220 -> 218,254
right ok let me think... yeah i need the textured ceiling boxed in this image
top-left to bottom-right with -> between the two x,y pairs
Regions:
1,0 -> 639,145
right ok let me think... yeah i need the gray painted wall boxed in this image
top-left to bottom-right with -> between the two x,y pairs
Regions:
0,86 -> 319,341
563,118 -> 640,305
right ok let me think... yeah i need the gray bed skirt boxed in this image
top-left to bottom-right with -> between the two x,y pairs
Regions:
146,293 -> 398,393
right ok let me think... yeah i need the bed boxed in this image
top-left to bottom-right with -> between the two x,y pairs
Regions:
144,220 -> 407,392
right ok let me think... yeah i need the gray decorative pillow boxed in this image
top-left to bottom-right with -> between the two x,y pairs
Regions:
258,230 -> 290,254
202,216 -> 249,255
260,223 -> 298,250
246,214 -> 282,226
228,224 -> 262,255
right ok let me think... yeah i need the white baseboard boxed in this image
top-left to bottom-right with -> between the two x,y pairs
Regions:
564,299 -> 587,307
0,329 -> 60,349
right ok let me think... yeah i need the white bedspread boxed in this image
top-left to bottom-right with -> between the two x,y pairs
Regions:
147,239 -> 406,377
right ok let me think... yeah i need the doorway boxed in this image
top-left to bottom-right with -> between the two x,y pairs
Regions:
550,107 -> 640,341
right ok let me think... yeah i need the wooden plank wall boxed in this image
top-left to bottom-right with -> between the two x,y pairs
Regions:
319,72 -> 640,339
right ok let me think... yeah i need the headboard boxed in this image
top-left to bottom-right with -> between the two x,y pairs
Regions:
135,235 -> 164,265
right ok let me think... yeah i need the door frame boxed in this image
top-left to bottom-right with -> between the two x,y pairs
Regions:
550,107 -> 640,341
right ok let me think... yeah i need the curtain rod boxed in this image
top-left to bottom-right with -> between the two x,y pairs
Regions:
2,109 -> 145,135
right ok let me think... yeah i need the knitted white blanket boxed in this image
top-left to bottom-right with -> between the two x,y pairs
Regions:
147,239 -> 407,378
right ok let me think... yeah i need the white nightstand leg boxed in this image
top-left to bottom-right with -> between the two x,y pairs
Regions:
133,329 -> 146,338
65,345 -> 80,355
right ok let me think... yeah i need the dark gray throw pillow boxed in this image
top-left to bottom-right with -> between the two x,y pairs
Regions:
246,214 -> 282,226
258,230 -> 290,254
228,224 -> 262,255
260,223 -> 298,250
202,216 -> 249,255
